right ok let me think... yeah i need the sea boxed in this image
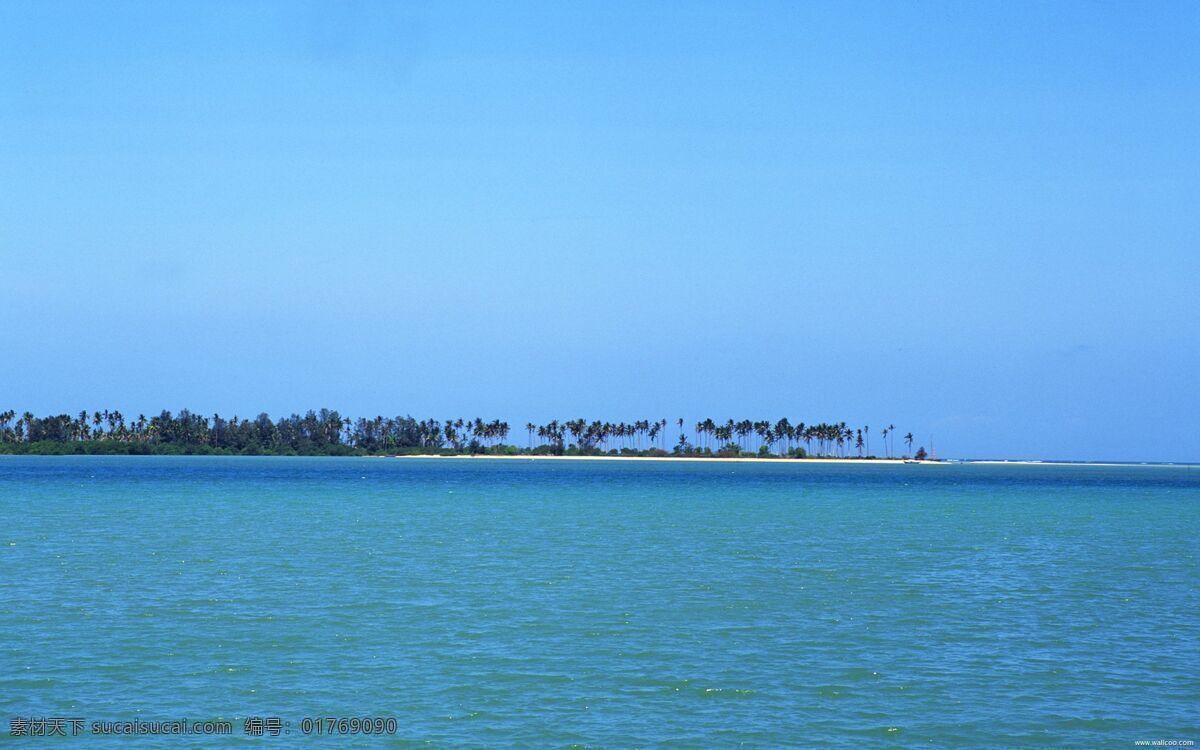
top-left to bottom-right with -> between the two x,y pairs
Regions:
1,456 -> 1197,747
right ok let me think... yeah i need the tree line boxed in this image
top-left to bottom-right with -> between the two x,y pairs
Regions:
0,409 -> 924,459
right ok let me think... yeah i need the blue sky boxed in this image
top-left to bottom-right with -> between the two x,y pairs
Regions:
2,1 -> 1197,461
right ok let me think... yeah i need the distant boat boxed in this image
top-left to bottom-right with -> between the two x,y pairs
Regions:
904,459 -> 920,464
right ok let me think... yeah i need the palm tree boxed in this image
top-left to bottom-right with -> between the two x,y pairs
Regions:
773,418 -> 791,455
3,408 -> 925,460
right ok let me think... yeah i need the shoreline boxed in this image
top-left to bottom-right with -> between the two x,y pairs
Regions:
383,454 -> 1195,467
1,452 -> 1190,467
385,454 -> 927,465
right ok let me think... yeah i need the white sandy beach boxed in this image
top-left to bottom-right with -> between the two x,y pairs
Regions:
386,454 -> 927,465
383,455 -> 1194,467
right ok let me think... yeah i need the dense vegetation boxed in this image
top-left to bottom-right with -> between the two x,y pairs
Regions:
0,410 -> 924,459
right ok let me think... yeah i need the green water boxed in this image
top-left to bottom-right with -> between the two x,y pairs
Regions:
1,457 -> 1197,746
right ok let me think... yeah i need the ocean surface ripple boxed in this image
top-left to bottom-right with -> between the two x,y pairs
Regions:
1,457 -> 1197,747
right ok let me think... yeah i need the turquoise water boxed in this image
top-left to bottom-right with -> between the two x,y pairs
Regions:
2,456 -> 1197,747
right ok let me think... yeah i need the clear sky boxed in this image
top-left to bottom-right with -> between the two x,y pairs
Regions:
2,1 -> 1197,461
